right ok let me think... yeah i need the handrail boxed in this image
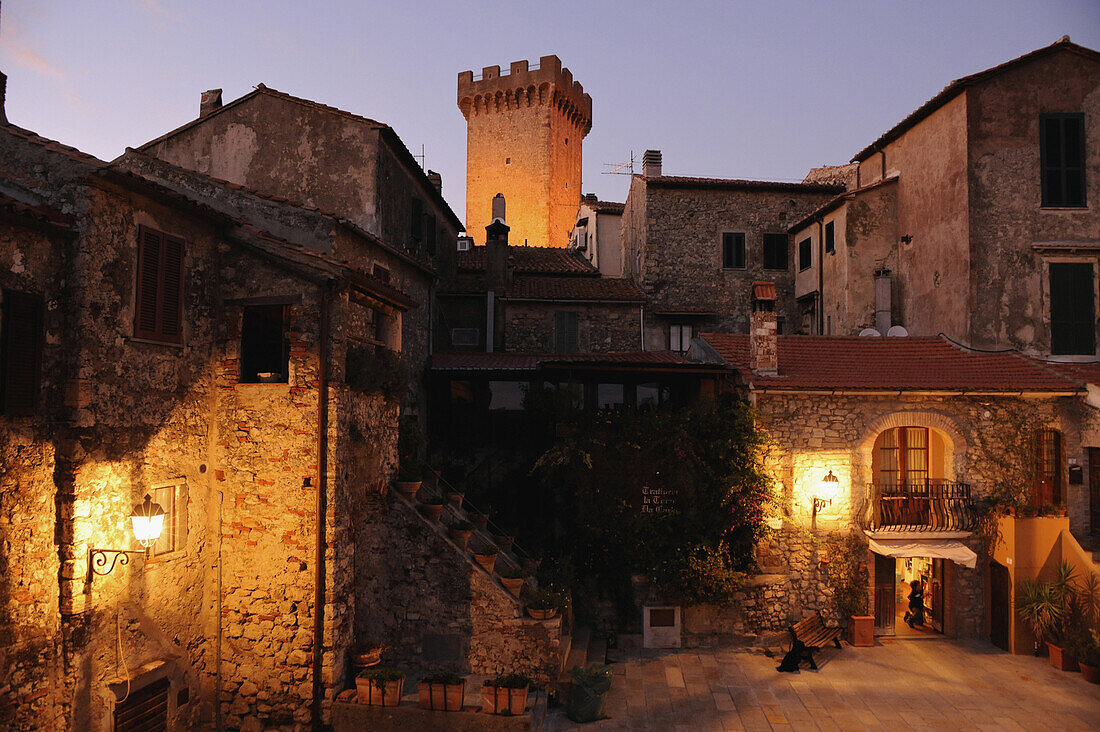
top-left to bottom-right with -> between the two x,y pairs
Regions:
430,469 -> 534,562
857,481 -> 976,532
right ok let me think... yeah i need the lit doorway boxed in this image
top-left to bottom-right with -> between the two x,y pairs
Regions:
873,553 -> 945,636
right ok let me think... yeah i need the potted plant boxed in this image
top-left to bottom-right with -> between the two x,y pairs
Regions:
1018,578 -> 1062,658
420,496 -> 445,523
445,488 -> 465,507
473,543 -> 499,573
495,535 -> 514,551
481,673 -> 531,715
824,532 -> 872,646
356,667 -> 405,706
351,643 -> 388,669
468,511 -> 489,531
524,587 -> 561,620
499,566 -> 528,596
1076,629 -> 1100,684
394,467 -> 422,498
418,672 -> 466,711
448,519 -> 473,549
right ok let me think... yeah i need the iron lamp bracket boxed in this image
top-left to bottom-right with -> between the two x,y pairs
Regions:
89,548 -> 148,576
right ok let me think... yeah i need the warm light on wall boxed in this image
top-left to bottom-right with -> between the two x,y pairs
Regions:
89,494 -> 166,577
814,471 -> 840,515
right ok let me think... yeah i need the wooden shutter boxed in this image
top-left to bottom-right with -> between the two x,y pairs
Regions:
1,289 -> 44,415
113,677 -> 169,732
554,311 -> 579,354
410,198 -> 424,242
1050,262 -> 1095,355
134,226 -> 185,344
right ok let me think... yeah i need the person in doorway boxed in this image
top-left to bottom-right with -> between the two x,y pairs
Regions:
906,579 -> 925,628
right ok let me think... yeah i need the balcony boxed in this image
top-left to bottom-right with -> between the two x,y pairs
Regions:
857,481 -> 976,532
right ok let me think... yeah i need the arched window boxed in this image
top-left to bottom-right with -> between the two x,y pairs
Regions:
874,427 -> 945,487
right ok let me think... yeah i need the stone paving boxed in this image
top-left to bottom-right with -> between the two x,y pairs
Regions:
546,638 -> 1100,731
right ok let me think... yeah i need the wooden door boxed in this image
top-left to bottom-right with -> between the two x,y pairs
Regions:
1090,448 -> 1100,536
930,558 -> 945,633
990,560 -> 1011,651
873,553 -> 896,633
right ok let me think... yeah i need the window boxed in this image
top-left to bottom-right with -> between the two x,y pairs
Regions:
240,305 -> 289,383
373,264 -> 391,283
1041,114 -> 1086,207
410,197 -> 424,242
151,482 -> 187,556
762,234 -> 788,270
554,310 -> 579,353
134,226 -> 185,344
1049,262 -> 1095,355
669,323 -> 693,352
798,237 -> 812,271
722,232 -> 745,269
636,382 -> 669,410
457,237 -> 472,252
0,289 -> 43,416
597,383 -> 624,410
824,221 -> 835,254
451,327 -> 479,347
113,677 -> 169,731
488,380 -> 526,410
1033,429 -> 1063,506
877,427 -> 929,487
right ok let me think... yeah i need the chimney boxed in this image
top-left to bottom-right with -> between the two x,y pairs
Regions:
200,89 -> 223,117
485,219 -> 510,294
749,281 -> 778,376
0,71 -> 7,124
642,149 -> 662,177
874,267 -> 892,335
426,170 -> 442,193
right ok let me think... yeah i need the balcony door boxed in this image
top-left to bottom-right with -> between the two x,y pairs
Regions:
878,427 -> 929,488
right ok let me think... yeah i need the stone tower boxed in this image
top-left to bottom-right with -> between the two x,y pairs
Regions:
458,55 -> 592,247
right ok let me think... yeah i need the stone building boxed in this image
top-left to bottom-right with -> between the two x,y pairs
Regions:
619,150 -> 842,350
693,286 -> 1089,643
458,55 -> 592,247
569,194 -> 625,277
791,37 -> 1100,353
136,83 -> 464,412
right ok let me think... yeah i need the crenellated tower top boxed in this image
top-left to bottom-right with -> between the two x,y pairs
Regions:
458,55 -> 593,137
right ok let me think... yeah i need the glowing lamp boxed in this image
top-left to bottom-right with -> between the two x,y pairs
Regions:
814,470 -> 840,514
130,494 -> 166,547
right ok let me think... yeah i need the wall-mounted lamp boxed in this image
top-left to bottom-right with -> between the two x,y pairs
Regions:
89,494 -> 166,576
813,471 -> 840,515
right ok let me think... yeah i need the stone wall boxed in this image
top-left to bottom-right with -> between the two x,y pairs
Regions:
503,301 -> 641,353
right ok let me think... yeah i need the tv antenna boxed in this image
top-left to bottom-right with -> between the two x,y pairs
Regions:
603,151 -> 636,176
413,144 -> 426,169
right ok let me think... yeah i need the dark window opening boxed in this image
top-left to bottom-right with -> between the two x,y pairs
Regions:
824,221 -> 835,254
113,677 -> 169,732
373,264 -> 391,283
722,232 -> 745,269
0,289 -> 44,416
798,237 -> 812,271
1041,114 -> 1086,208
240,305 -> 289,383
1050,262 -> 1095,355
554,310 -> 580,353
410,197 -> 424,242
134,226 -> 185,344
762,233 -> 788,270
425,214 -> 438,256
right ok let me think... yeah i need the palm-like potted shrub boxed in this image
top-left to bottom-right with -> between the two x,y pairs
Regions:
524,586 -> 562,620
418,672 -> 466,711
481,672 -> 531,715
1076,629 -> 1100,684
448,519 -> 473,549
356,667 -> 405,706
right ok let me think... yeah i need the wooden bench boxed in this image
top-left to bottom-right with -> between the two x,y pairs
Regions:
787,612 -> 842,670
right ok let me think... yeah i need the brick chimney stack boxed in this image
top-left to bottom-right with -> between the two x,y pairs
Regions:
749,281 -> 778,376
200,89 -> 223,117
427,170 -> 442,193
642,149 -> 662,177
485,219 -> 510,294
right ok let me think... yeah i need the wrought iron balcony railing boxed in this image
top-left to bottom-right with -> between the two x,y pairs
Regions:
856,481 -> 976,532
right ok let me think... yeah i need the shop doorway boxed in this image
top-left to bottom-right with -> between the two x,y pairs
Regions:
873,553 -> 944,636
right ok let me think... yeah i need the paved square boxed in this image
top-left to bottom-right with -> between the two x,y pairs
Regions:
547,638 -> 1100,730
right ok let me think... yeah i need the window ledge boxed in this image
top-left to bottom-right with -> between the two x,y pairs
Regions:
1041,206 -> 1089,211
127,336 -> 185,349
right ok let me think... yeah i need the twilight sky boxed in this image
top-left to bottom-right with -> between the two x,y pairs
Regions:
2,1 -> 1098,228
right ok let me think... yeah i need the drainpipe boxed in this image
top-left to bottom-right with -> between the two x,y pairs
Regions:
817,218 -> 825,335
639,304 -> 645,351
311,279 -> 333,730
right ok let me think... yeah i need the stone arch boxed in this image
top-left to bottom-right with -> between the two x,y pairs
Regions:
538,83 -> 550,105
854,410 -> 968,483
527,85 -> 536,106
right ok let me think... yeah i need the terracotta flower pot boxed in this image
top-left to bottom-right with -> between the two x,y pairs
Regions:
395,481 -> 421,498
480,685 -> 527,715
421,504 -> 444,523
848,615 -> 874,647
1080,661 -> 1100,684
527,607 -> 557,620
446,491 -> 465,507
449,529 -> 472,549
474,553 -> 498,573
1047,642 -> 1079,672
356,677 -> 404,706
418,680 -> 466,711
501,576 -> 525,596
469,513 -> 488,531
496,535 -> 514,550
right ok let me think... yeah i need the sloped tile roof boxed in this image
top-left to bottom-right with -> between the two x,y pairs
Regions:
457,245 -> 596,274
853,38 -> 1100,162
1042,361 -> 1100,387
586,199 -> 624,214
752,281 -> 777,301
643,175 -> 843,194
0,191 -> 73,229
506,275 -> 645,302
1,122 -> 106,167
699,333 -> 1085,393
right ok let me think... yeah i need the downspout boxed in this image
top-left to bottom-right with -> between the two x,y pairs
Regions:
639,304 -> 645,351
817,218 -> 825,335
311,279 -> 333,730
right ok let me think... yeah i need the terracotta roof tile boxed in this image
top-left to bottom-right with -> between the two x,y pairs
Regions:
852,38 -> 1100,162
457,245 -> 596,275
585,200 -> 624,214
699,333 -> 1084,392
643,175 -> 843,194
0,191 -> 73,229
432,350 -> 693,371
752,281 -> 777,301
506,276 -> 644,302
2,122 -> 106,167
